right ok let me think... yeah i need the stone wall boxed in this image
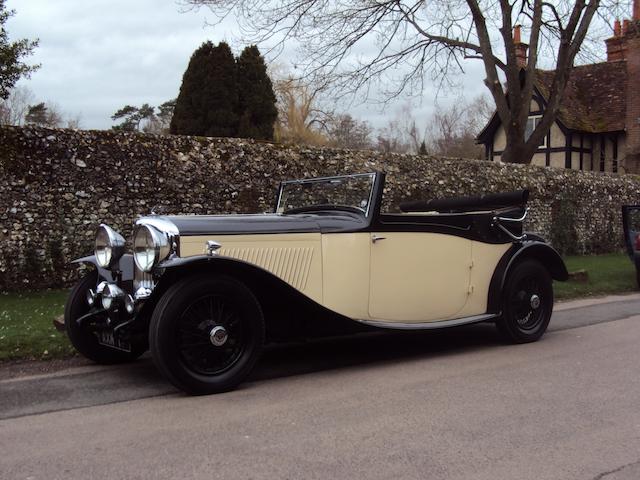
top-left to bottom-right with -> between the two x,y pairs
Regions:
2,125 -> 640,291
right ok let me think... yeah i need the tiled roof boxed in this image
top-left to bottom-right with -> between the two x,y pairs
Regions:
535,60 -> 627,132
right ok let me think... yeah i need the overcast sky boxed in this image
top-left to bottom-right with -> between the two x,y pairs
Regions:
7,0 -> 493,131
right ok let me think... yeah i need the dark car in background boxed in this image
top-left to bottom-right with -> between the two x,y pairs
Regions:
623,205 -> 640,287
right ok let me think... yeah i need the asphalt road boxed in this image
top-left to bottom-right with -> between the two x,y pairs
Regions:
1,294 -> 640,479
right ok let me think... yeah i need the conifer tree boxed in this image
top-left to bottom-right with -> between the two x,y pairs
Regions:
171,41 -> 238,137
0,0 -> 39,99
236,45 -> 277,140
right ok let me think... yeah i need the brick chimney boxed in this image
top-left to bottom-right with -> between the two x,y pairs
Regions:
606,19 -> 628,61
606,0 -> 640,61
513,25 -> 529,68
624,0 -> 640,171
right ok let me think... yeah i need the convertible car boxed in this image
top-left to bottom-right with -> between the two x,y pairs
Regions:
65,172 -> 568,394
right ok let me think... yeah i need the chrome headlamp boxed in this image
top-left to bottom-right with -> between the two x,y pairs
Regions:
95,224 -> 126,269
101,283 -> 125,311
133,224 -> 172,272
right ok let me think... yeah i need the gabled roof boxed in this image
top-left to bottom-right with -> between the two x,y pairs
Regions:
536,61 -> 627,132
477,60 -> 628,143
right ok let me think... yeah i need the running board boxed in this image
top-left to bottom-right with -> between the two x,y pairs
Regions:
355,313 -> 500,330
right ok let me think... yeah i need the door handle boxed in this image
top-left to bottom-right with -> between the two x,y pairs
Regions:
371,234 -> 386,243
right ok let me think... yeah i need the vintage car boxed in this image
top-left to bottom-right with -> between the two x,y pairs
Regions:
65,172 -> 568,394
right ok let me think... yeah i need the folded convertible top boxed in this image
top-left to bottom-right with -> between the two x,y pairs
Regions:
399,189 -> 529,214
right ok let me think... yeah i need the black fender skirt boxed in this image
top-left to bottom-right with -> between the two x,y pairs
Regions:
486,241 -> 569,313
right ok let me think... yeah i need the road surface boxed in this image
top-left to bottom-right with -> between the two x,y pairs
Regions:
1,294 -> 640,479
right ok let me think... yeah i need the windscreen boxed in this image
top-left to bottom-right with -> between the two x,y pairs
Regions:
276,173 -> 376,215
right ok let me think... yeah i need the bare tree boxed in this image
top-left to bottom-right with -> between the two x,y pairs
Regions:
186,0 -> 619,164
66,114 -> 82,129
0,85 -> 34,125
327,114 -> 372,150
271,72 -> 331,146
424,95 -> 492,158
376,119 -> 412,154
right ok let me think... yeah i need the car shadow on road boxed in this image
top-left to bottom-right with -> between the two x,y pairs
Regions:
249,322 -> 504,384
1,322 -> 506,420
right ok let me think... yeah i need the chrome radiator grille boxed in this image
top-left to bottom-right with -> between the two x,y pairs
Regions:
134,266 -> 155,292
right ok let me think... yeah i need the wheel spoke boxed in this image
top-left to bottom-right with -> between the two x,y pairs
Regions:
508,274 -> 546,331
177,294 -> 246,376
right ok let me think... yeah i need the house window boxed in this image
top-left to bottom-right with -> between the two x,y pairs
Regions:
525,115 -> 547,149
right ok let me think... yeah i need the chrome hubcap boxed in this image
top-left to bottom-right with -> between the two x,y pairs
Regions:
209,326 -> 228,346
530,294 -> 541,310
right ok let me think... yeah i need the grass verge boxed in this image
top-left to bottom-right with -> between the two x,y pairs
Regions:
555,253 -> 637,300
0,289 -> 73,361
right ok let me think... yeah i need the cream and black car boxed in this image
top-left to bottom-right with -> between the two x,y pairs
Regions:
65,172 -> 568,394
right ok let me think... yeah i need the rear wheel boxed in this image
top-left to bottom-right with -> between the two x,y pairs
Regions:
496,259 -> 553,343
149,274 -> 265,395
64,271 -> 147,364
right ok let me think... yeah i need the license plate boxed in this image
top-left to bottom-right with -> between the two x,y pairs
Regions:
97,331 -> 132,352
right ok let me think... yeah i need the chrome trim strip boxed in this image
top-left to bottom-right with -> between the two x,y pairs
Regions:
492,207 -> 529,241
279,172 -> 376,185
355,313 -> 499,330
495,207 -> 529,223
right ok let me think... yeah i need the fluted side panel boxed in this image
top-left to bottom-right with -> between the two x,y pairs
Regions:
220,247 -> 314,291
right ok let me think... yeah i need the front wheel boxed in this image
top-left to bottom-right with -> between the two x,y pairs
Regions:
149,274 -> 265,395
496,259 -> 554,343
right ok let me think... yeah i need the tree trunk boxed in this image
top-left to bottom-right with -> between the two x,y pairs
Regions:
501,136 -> 537,164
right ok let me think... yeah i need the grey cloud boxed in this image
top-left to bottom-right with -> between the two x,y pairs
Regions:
7,0 -> 489,130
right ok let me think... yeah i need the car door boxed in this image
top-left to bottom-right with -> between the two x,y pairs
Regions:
368,231 -> 472,322
622,205 -> 640,260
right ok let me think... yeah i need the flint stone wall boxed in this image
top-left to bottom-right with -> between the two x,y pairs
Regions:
2,125 -> 640,291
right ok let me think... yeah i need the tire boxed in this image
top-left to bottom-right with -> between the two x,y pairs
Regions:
64,271 -> 147,364
496,259 -> 554,344
149,274 -> 265,395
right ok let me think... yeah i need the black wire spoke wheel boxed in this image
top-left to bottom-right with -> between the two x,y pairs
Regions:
509,276 -> 544,331
150,274 -> 265,395
177,294 -> 246,375
497,259 -> 554,344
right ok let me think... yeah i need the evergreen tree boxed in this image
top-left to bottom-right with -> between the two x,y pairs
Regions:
419,140 -> 428,155
111,103 -> 156,131
25,102 -> 47,125
171,41 -> 238,137
25,102 -> 62,127
236,45 -> 277,140
0,0 -> 39,99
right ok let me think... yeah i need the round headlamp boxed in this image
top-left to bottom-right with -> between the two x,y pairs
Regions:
95,224 -> 126,269
133,224 -> 171,272
101,283 -> 125,311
